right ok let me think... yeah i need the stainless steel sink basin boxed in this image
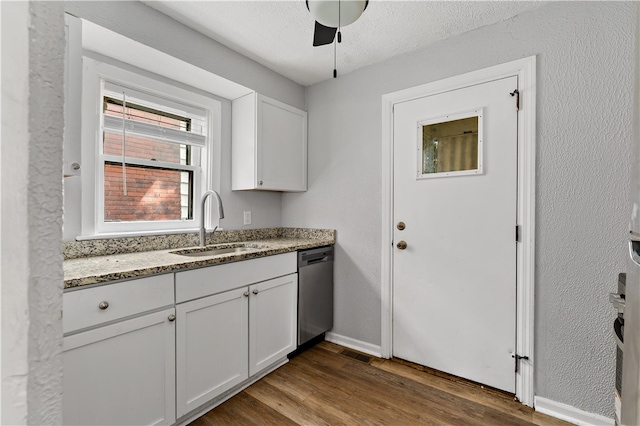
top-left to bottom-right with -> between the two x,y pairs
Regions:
173,247 -> 254,257
170,244 -> 261,258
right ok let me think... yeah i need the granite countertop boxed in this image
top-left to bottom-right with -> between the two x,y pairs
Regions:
64,228 -> 335,289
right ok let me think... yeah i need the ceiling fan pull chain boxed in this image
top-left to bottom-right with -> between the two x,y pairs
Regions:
333,38 -> 337,78
338,0 -> 342,43
333,0 -> 339,78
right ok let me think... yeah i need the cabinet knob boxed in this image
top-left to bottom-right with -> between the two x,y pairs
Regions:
98,301 -> 109,310
252,289 -> 259,295
258,180 -> 263,186
168,314 -> 176,322
243,291 -> 249,297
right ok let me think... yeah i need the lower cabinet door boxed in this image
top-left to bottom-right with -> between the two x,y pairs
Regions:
249,273 -> 298,376
63,308 -> 176,426
176,287 -> 249,418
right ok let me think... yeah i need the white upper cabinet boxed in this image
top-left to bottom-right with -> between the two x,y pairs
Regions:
232,92 -> 307,192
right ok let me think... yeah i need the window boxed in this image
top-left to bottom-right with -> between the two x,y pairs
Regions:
417,109 -> 483,179
81,58 -> 222,237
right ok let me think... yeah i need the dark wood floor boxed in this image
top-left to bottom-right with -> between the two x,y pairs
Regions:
192,341 -> 569,426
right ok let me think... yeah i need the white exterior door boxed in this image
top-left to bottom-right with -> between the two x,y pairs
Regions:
393,76 -> 518,393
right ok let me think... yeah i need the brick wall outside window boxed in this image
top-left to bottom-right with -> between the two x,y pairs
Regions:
104,163 -> 184,221
103,101 -> 190,222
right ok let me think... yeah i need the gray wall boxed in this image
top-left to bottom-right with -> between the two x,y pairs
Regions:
282,1 -> 635,418
63,1 -> 307,240
1,1 -> 65,423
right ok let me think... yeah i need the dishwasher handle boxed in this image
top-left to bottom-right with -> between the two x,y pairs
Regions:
307,256 -> 329,265
299,247 -> 334,267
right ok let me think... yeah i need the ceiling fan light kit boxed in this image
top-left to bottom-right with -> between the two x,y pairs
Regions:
308,0 -> 367,28
307,0 -> 368,79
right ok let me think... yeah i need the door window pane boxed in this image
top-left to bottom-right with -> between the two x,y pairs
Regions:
420,113 -> 482,177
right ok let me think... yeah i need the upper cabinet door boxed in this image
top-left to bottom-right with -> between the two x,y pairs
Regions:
232,93 -> 307,192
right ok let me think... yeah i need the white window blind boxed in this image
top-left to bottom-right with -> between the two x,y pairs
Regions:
102,81 -> 208,146
102,115 -> 206,147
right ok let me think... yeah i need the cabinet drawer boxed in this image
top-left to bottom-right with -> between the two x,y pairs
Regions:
176,252 -> 296,303
63,274 -> 174,334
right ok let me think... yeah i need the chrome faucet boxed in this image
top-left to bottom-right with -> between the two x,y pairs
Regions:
200,190 -> 225,247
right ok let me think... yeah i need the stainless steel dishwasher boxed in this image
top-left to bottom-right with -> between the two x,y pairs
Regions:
297,246 -> 334,346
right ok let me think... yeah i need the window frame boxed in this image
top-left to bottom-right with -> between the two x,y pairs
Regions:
80,57 -> 222,238
416,108 -> 484,179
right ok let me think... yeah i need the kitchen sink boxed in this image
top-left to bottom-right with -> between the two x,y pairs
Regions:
170,244 -> 259,257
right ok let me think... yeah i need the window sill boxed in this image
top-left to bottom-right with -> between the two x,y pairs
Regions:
76,228 -> 223,241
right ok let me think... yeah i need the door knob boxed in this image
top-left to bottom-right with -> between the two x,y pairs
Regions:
396,241 -> 407,250
397,222 -> 406,230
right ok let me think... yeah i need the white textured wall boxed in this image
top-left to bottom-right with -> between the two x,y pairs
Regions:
64,1 -> 304,110
62,1 -> 307,240
1,1 -> 65,423
282,1 -> 635,418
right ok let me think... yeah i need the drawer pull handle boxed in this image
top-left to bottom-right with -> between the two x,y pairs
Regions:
168,314 -> 176,322
252,289 -> 259,295
98,301 -> 109,310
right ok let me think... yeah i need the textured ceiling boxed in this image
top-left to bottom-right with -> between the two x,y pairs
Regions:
144,1 -> 545,86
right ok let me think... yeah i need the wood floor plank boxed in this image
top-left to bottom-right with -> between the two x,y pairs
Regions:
190,400 -> 245,425
261,366 -> 315,402
231,392 -> 298,425
315,340 -> 343,353
244,379 -> 337,425
191,343 -> 572,426
333,358 -> 486,425
299,346 -> 485,425
376,358 -> 540,422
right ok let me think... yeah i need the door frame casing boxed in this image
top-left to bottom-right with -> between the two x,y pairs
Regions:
380,56 -> 536,407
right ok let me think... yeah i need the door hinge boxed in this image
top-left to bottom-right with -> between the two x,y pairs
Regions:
510,89 -> 520,111
512,353 -> 529,373
515,225 -> 520,243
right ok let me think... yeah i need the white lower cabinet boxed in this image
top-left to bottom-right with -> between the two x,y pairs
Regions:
249,274 -> 298,376
176,272 -> 298,419
63,252 -> 299,425
63,308 -> 176,426
175,287 -> 249,418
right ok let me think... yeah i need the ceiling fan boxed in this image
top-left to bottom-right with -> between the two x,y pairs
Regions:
307,0 -> 369,47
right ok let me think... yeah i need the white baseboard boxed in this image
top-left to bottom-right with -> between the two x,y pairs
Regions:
534,396 -> 614,426
325,332 -> 382,358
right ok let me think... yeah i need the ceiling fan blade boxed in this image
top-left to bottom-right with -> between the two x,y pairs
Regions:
313,21 -> 337,46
